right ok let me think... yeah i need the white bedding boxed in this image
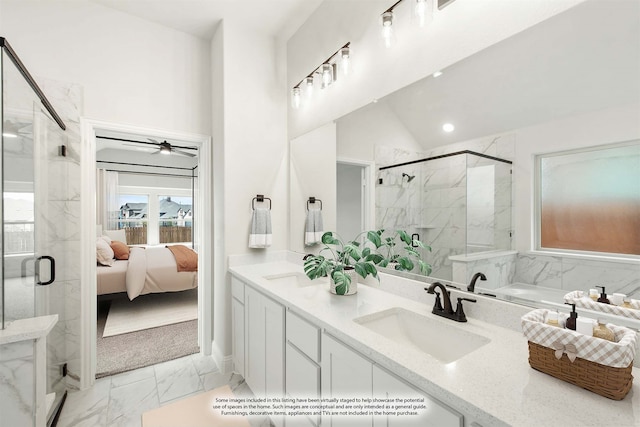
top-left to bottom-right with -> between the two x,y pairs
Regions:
97,246 -> 198,300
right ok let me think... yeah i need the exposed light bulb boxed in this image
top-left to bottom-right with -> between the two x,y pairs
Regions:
415,0 -> 427,27
2,132 -> 18,138
305,76 -> 314,97
381,11 -> 395,48
340,47 -> 351,76
321,63 -> 333,89
291,87 -> 302,109
443,123 -> 455,133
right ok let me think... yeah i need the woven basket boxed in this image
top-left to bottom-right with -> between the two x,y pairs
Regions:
528,341 -> 633,400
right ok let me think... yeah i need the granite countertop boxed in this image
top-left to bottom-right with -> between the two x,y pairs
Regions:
229,261 -> 640,427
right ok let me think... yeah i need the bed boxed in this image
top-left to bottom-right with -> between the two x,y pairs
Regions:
96,230 -> 197,300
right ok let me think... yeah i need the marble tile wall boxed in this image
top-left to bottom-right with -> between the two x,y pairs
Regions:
514,253 -> 640,297
0,340 -> 35,426
39,78 -> 83,390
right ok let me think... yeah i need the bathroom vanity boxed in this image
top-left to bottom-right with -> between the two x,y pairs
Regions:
229,257 -> 640,427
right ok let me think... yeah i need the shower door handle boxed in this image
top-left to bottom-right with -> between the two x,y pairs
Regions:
35,255 -> 56,286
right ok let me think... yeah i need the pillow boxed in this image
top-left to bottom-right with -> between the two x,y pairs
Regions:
100,234 -> 112,244
111,240 -> 130,260
96,238 -> 115,266
104,229 -> 127,245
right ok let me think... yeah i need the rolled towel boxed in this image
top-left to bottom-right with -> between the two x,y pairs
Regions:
249,207 -> 272,248
304,206 -> 324,246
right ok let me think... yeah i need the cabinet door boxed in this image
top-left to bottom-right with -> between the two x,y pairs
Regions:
244,286 -> 285,427
372,365 -> 462,427
321,334 -> 373,427
231,296 -> 245,376
244,286 -> 266,396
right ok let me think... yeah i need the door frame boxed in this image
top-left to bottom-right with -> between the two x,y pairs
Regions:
79,119 -> 212,389
336,157 -> 375,231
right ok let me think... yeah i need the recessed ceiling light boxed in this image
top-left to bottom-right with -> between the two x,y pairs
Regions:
372,99 -> 379,103
442,123 -> 455,132
433,71 -> 443,78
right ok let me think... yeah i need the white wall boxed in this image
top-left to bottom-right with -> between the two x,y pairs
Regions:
336,101 -> 422,161
211,19 -> 289,368
287,0 -> 587,139
0,0 -> 211,135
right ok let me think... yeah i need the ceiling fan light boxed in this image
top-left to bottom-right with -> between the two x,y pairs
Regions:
160,143 -> 172,155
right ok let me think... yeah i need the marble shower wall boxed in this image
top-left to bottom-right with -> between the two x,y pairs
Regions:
514,253 -> 640,296
31,78 -> 83,391
375,134 -> 515,280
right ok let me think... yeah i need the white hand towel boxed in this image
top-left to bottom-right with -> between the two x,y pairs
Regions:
304,206 -> 324,246
249,207 -> 272,248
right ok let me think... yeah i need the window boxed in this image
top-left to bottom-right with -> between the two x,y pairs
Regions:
158,195 -> 192,244
537,142 -> 640,256
118,194 -> 148,245
3,192 -> 34,254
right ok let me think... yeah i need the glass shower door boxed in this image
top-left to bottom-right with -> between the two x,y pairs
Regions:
2,45 -> 67,420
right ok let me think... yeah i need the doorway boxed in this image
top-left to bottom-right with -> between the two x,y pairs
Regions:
79,120 -> 212,388
336,158 -> 375,238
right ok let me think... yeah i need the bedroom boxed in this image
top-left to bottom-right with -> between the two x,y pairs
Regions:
94,131 -> 201,377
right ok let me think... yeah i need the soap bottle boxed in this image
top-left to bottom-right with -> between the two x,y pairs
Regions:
588,289 -> 599,301
546,310 -> 560,327
621,298 -> 635,310
565,302 -> 578,331
596,286 -> 610,304
593,320 -> 615,342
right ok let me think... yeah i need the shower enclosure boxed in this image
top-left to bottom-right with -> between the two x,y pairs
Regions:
1,37 -> 69,423
376,150 -> 513,280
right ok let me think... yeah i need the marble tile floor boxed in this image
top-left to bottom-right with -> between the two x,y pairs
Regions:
57,353 -> 272,427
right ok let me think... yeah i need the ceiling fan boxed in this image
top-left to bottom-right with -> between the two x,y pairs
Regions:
147,138 -> 196,157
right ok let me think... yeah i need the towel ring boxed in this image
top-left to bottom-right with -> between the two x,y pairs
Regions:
306,197 -> 322,211
252,195 -> 272,210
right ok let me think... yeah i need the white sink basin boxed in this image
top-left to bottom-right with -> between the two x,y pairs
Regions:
353,307 -> 490,363
263,272 -> 327,288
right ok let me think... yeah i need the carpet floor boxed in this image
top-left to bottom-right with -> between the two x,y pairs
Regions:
96,297 -> 199,378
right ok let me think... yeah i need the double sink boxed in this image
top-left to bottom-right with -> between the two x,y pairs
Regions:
263,272 -> 490,363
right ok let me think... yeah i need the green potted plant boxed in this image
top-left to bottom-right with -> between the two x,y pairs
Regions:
370,229 -> 432,276
303,229 -> 431,295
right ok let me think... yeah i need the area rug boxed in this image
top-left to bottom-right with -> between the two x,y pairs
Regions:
103,289 -> 198,337
142,385 -> 251,427
96,298 -> 199,378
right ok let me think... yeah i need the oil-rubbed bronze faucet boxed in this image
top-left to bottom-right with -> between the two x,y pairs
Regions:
467,272 -> 487,292
425,282 -> 476,323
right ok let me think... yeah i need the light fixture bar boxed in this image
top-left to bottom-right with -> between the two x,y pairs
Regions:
383,0 -> 404,14
294,42 -> 351,89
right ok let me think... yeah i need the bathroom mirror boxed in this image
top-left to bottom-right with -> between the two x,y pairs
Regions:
289,1 -> 640,318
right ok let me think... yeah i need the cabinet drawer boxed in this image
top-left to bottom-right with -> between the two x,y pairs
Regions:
231,276 -> 244,301
286,343 -> 320,399
286,310 -> 320,362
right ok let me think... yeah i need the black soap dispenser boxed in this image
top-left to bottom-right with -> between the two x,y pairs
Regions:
596,286 -> 610,304
565,302 -> 578,330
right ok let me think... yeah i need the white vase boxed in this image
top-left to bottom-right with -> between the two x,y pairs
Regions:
330,267 -> 358,295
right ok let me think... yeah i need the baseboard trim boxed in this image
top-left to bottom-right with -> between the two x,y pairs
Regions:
211,342 -> 233,374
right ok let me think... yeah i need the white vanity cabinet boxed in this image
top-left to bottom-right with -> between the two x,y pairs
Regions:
231,277 -> 245,376
286,310 -> 321,427
321,333 -> 374,427
244,285 -> 285,427
321,333 -> 462,427
372,365 -> 462,427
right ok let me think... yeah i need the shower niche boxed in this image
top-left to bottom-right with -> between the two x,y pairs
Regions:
376,150 -> 513,280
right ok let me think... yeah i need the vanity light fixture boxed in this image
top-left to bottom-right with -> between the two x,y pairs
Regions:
381,10 -> 395,48
415,0 -> 428,27
305,76 -> 314,97
443,123 -> 455,132
291,42 -> 351,110
291,87 -> 302,109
